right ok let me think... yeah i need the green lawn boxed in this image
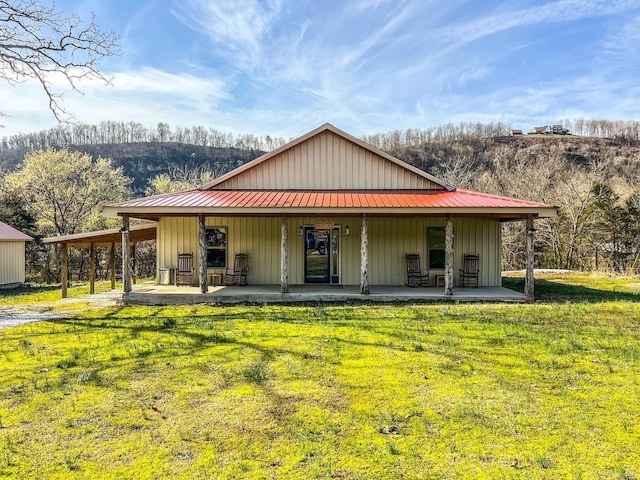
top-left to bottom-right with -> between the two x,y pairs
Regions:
0,281 -> 117,311
1,275 -> 639,479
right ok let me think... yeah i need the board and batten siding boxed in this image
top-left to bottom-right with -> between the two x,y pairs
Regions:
366,217 -> 501,287
157,216 -> 502,287
0,241 -> 27,285
214,131 -> 440,190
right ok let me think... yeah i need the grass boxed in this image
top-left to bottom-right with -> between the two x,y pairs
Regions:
0,281 -> 115,311
503,271 -> 640,302
0,273 -> 639,478
0,280 -> 155,312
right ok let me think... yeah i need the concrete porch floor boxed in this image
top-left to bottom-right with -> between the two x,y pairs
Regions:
123,284 -> 528,305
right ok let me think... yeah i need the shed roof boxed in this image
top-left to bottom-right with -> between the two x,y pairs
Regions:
0,221 -> 33,241
42,223 -> 157,248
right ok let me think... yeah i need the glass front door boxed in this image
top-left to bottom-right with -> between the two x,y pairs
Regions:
304,227 -> 340,284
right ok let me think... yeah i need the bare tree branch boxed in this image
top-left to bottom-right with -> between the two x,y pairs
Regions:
0,0 -> 121,123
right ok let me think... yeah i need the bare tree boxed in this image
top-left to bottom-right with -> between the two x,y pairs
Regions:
145,164 -> 226,196
0,0 -> 120,123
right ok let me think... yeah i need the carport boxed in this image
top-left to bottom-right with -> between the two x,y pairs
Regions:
43,222 -> 157,298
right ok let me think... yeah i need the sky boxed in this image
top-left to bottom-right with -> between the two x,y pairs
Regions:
1,0 -> 639,139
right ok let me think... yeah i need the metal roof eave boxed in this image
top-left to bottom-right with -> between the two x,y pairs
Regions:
102,205 -> 558,219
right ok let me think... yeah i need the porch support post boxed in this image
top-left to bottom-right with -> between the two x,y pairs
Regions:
110,242 -> 116,289
444,214 -> 454,295
525,214 -> 535,299
61,243 -> 68,299
122,214 -> 131,293
199,213 -> 208,293
89,242 -> 95,295
360,213 -> 369,295
280,215 -> 289,294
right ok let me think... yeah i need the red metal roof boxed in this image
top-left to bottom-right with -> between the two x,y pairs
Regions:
109,188 -> 554,210
0,221 -> 33,241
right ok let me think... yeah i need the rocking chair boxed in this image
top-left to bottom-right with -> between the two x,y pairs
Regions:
405,253 -> 429,287
459,254 -> 480,287
225,253 -> 249,286
176,253 -> 194,286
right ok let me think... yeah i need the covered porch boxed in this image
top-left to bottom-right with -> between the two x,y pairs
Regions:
43,222 -> 157,298
123,283 -> 528,305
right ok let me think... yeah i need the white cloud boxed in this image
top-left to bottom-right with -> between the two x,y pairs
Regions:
0,67 -> 232,137
172,0 -> 283,71
439,0 -> 639,47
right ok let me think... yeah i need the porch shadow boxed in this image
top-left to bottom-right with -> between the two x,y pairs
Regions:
502,278 -> 640,303
121,284 -> 528,306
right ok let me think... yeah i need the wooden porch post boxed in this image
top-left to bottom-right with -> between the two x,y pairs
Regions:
444,214 -> 454,296
61,243 -> 68,299
525,214 -> 535,299
281,215 -> 289,294
360,213 -> 369,295
122,214 -> 131,293
199,213 -> 208,293
110,242 -> 116,289
89,242 -> 95,295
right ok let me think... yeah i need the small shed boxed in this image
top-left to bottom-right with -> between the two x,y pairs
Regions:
0,221 -> 33,287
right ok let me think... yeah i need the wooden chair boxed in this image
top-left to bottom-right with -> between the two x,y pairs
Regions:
459,254 -> 480,287
225,253 -> 249,286
405,253 -> 429,287
176,253 -> 194,286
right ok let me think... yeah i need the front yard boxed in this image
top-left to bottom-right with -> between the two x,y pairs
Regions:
0,274 -> 639,478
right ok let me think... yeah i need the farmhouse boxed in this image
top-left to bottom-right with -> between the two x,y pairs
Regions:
99,124 -> 556,302
0,221 -> 33,288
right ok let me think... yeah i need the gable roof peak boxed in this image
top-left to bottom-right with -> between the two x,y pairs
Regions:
199,123 -> 454,191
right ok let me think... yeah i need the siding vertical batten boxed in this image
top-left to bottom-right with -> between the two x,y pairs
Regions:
61,243 -> 68,299
360,213 -> 369,294
198,214 -> 208,293
525,214 -> 535,299
445,214 -> 454,295
214,131 -> 438,190
122,214 -> 131,293
281,216 -> 289,293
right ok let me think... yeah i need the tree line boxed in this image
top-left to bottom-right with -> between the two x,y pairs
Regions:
3,117 -> 640,163
363,118 -> 640,151
0,121 -> 288,155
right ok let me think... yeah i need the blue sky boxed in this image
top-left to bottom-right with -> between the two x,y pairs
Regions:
1,0 -> 639,138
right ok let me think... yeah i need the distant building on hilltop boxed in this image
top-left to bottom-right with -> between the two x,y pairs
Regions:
529,125 -> 570,135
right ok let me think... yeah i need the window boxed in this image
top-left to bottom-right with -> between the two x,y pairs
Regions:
206,227 -> 227,267
427,227 -> 445,269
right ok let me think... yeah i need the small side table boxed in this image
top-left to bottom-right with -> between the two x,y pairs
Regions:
208,273 -> 223,286
435,274 -> 445,288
